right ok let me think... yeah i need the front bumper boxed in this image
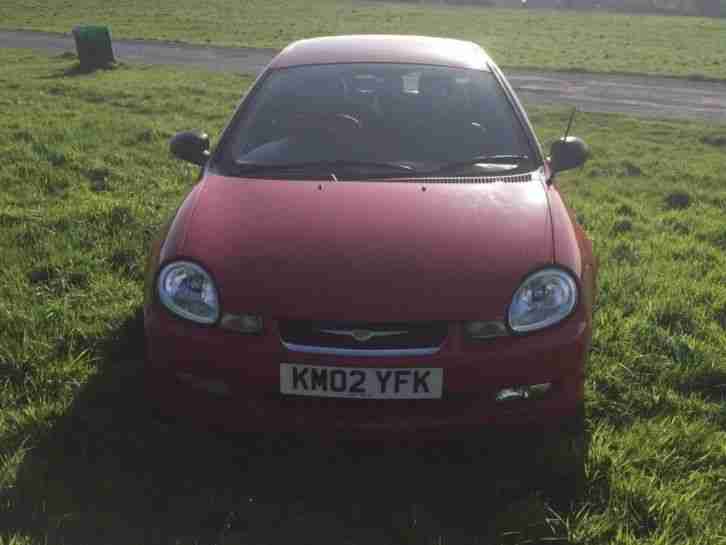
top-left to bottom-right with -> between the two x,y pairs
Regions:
144,303 -> 589,435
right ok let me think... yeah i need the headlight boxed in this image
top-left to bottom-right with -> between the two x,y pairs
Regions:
508,268 -> 577,333
157,261 -> 219,324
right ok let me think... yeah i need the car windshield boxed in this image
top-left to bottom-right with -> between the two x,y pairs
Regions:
217,63 -> 535,178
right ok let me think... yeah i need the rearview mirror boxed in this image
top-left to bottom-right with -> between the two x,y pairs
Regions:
550,136 -> 589,174
170,131 -> 210,166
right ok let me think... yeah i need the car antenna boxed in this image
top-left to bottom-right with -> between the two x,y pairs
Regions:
547,107 -> 578,186
563,107 -> 577,140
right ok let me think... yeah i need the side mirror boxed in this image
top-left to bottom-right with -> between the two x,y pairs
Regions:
170,131 -> 210,166
549,136 -> 589,174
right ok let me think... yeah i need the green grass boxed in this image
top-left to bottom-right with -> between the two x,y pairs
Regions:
1,0 -> 726,80
2,49 -> 726,544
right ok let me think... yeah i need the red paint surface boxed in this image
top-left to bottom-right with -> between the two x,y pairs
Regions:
146,301 -> 588,433
144,175 -> 593,433
270,35 -> 492,71
143,36 -> 595,435
178,176 -> 553,321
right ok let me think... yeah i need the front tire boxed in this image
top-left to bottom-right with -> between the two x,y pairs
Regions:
531,407 -> 587,509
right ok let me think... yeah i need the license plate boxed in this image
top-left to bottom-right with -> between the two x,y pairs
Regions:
280,364 -> 443,399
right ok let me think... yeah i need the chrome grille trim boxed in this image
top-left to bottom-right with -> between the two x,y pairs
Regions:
281,340 -> 441,357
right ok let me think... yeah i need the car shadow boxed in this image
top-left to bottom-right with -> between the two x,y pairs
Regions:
677,367 -> 726,405
6,314 -> 589,545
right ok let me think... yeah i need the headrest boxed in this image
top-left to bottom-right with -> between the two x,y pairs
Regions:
418,73 -> 455,99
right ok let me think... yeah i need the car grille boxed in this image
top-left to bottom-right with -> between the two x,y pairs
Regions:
279,320 -> 448,354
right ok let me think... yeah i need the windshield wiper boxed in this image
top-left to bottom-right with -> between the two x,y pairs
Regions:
232,159 -> 416,176
425,154 -> 530,174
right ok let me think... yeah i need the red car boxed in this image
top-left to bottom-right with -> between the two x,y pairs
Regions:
144,35 -> 595,437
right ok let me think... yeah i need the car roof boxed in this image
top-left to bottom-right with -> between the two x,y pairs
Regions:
268,35 -> 494,71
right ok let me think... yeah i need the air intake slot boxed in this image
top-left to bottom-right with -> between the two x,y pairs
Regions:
377,173 -> 533,184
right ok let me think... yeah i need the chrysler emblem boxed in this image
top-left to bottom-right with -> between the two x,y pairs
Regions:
319,328 -> 409,343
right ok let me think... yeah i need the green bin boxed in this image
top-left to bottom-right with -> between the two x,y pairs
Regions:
72,25 -> 115,71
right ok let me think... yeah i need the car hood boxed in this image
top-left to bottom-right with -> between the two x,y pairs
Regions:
178,174 -> 553,321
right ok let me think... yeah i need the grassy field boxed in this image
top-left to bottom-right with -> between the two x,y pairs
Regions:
2,48 -> 726,544
1,0 -> 726,80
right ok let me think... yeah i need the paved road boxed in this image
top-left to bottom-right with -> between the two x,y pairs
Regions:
3,29 -> 726,123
